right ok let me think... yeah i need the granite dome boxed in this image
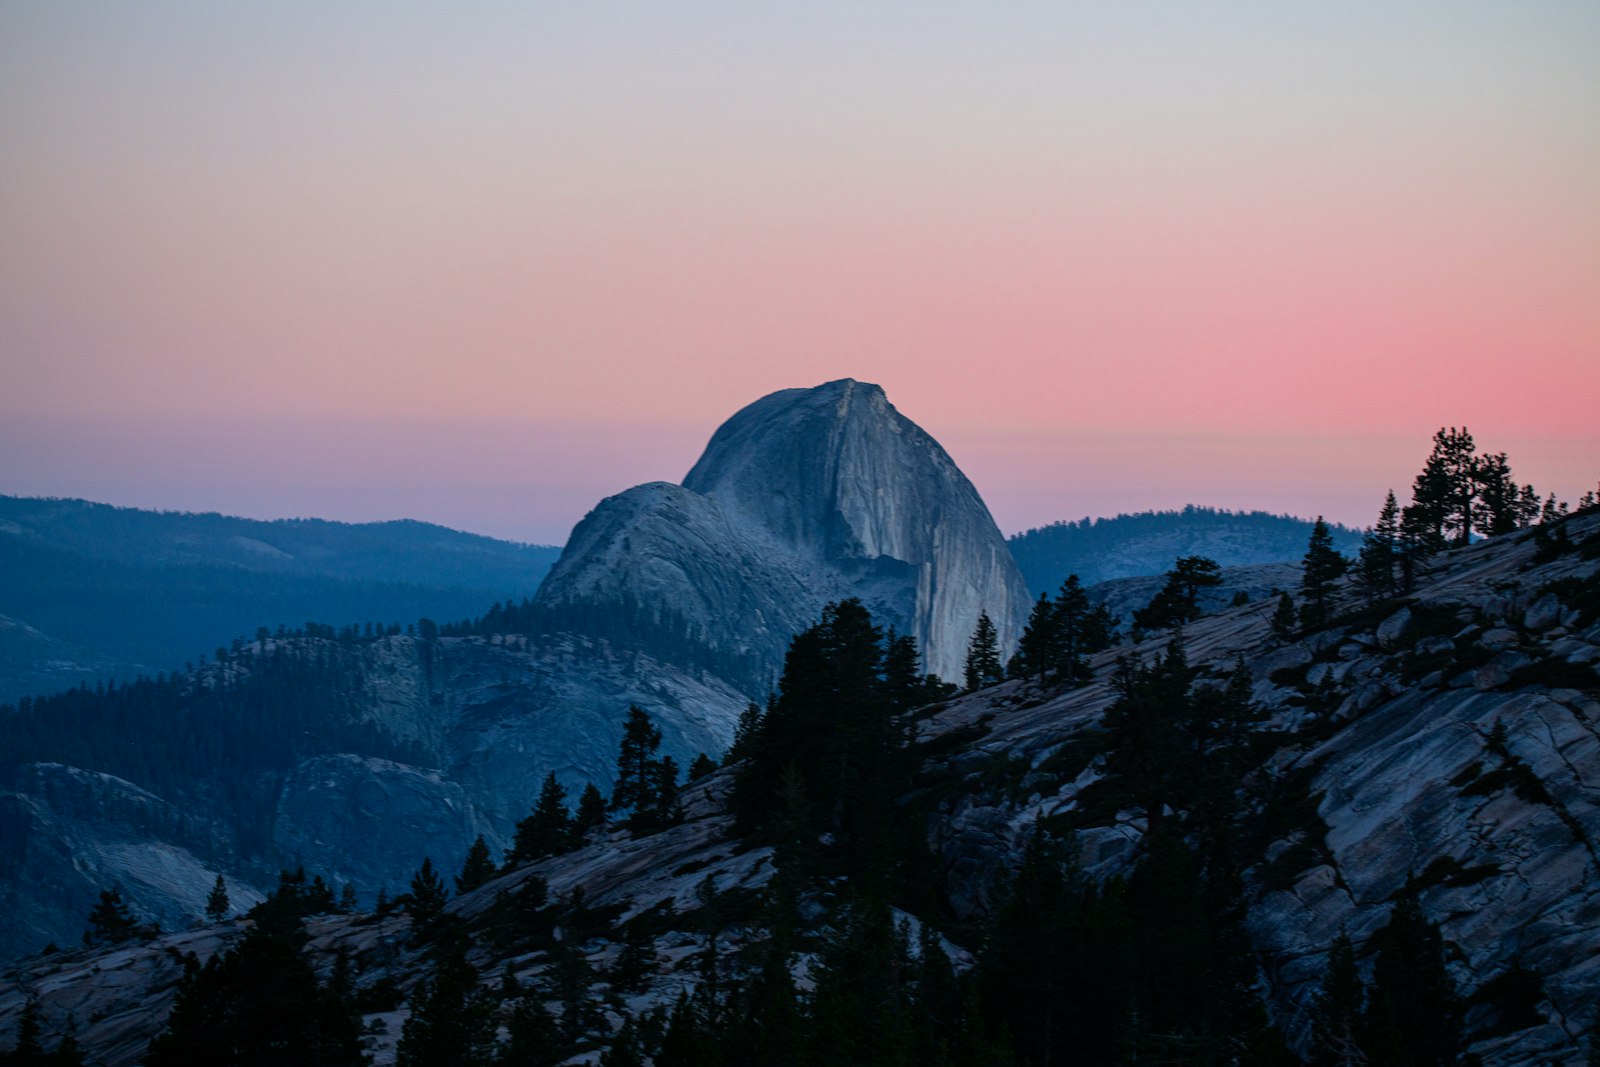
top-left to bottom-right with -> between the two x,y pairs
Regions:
538,379 -> 1030,682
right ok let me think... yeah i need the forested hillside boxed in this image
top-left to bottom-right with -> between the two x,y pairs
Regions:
1008,506 -> 1363,595
0,497 -> 560,702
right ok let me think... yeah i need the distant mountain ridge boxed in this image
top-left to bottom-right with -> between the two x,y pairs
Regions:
1009,505 -> 1365,596
0,497 -> 561,703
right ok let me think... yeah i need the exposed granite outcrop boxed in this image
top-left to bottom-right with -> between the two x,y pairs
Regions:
916,510 -> 1600,1065
539,379 -> 1031,683
0,765 -> 258,965
0,633 -> 744,960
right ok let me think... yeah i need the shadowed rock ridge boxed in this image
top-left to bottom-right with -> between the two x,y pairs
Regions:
537,379 -> 1030,683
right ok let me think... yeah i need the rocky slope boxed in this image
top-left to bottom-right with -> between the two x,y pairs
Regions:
1085,560 -> 1302,627
0,764 -> 263,965
0,632 -> 744,961
925,511 -> 1600,1063
538,379 -> 1031,684
6,512 -> 1596,1065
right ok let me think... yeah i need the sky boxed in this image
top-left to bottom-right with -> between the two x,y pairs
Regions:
3,2 -> 1596,545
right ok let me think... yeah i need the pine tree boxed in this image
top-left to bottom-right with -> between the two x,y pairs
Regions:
396,940 -> 497,1067
980,832 -> 1079,1065
641,755 -> 683,831
1100,638 -> 1196,842
12,998 -> 43,1060
1271,592 -> 1298,641
1475,451 -> 1522,535
145,929 -> 364,1066
611,924 -> 658,993
1082,601 -> 1118,654
725,876 -> 803,1067
612,707 -> 663,816
1416,426 -> 1479,546
1516,483 -> 1543,527
85,887 -> 138,945
508,773 -> 575,867
204,875 -> 231,923
455,836 -> 497,894
807,898 -> 913,1065
964,612 -> 1003,691
727,703 -> 763,762
1357,491 -> 1402,603
1052,574 -> 1094,681
881,629 -> 927,715
1397,501 -> 1437,591
329,948 -> 354,1005
497,962 -> 522,1001
1361,895 -> 1462,1067
733,599 -> 913,877
498,995 -> 564,1066
1133,556 -> 1223,631
1300,517 -> 1348,631
1312,932 -> 1366,1066
1408,440 -> 1453,552
656,989 -> 721,1067
1010,593 -> 1059,682
574,783 -> 608,838
688,753 -> 718,781
54,1023 -> 86,1067
304,875 -> 337,915
911,921 -> 962,1062
598,1018 -> 646,1067
408,857 -> 449,931
548,938 -> 600,1045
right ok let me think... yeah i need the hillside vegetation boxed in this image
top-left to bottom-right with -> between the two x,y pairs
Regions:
0,497 -> 560,703
1009,506 -> 1363,595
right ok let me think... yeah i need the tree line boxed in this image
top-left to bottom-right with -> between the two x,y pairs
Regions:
1356,427 -> 1594,601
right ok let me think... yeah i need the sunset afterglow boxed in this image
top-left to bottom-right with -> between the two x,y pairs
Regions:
3,3 -> 1596,542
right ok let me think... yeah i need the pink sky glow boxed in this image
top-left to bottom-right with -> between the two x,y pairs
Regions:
2,4 -> 1596,544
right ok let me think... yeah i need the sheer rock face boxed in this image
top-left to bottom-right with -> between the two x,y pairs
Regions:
539,379 -> 1030,683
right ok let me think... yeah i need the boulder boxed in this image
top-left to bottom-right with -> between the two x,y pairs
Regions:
1416,635 -> 1456,657
1479,628 -> 1520,651
1376,607 -> 1412,649
1335,681 -> 1387,719
1523,594 -> 1563,632
1255,644 -> 1313,680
